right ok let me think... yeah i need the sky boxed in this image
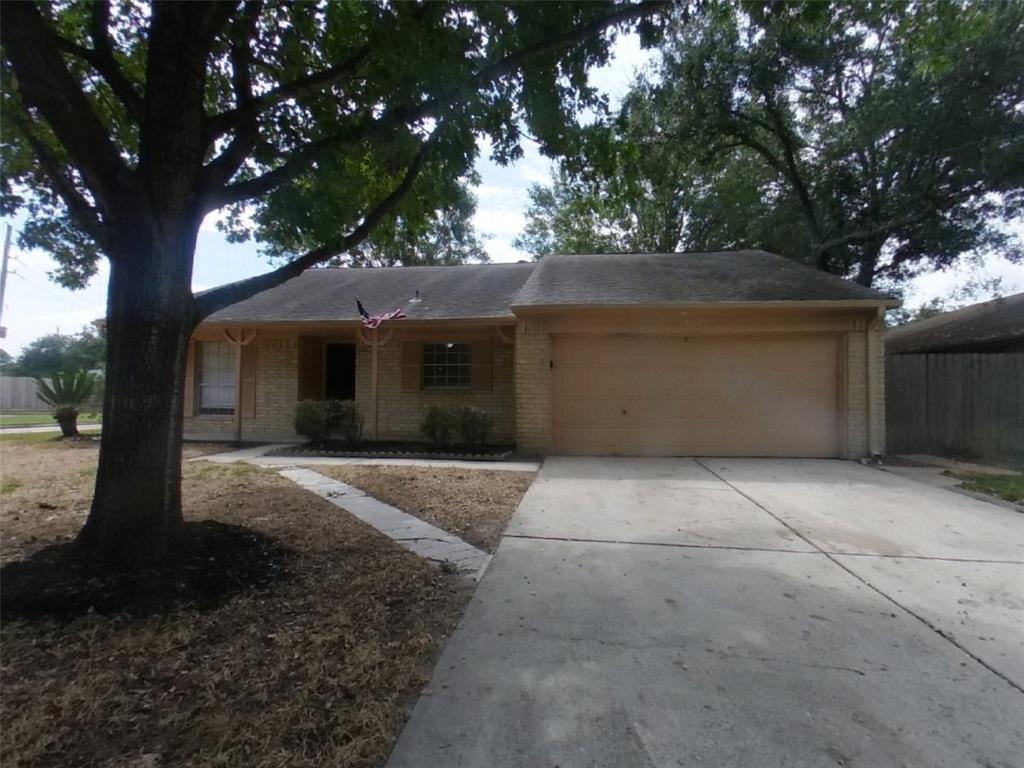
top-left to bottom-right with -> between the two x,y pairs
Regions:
1,34 -> 1022,356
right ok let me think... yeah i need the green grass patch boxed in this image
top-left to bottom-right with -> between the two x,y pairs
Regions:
1,478 -> 21,493
0,411 -> 101,427
0,432 -> 64,444
953,473 -> 1024,505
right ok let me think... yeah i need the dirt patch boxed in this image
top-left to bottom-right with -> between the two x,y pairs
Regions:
316,465 -> 535,552
0,437 -> 236,561
1,440 -> 470,768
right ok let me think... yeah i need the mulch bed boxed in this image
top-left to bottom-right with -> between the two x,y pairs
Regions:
269,440 -> 514,461
0,439 -> 472,768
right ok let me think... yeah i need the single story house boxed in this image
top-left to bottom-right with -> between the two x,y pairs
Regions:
186,250 -> 898,458
886,292 -> 1024,458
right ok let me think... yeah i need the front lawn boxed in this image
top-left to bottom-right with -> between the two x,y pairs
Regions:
0,438 -> 469,767
952,472 -> 1024,505
0,410 -> 101,428
316,465 -> 536,552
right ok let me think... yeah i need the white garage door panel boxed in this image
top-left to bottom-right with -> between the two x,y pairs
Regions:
552,335 -> 840,457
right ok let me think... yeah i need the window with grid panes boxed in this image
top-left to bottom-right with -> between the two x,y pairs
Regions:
197,341 -> 236,414
422,342 -> 471,389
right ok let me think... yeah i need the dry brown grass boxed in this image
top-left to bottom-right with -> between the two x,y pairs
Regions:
315,465 -> 535,552
0,438 -> 470,768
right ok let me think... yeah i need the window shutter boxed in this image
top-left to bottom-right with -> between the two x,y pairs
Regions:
470,339 -> 492,393
401,341 -> 421,392
240,343 -> 257,418
183,341 -> 196,416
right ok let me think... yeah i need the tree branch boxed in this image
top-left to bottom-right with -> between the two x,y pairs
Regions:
202,2 -> 265,188
52,32 -> 143,121
813,203 -> 958,255
206,45 -> 372,142
206,0 -> 667,210
195,132 -> 437,318
14,115 -> 111,250
2,1 -> 132,209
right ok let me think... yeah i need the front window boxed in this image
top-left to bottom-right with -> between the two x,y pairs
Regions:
197,341 -> 235,414
422,342 -> 471,389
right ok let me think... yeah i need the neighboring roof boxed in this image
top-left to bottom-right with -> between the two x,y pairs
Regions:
513,250 -> 897,308
203,250 -> 897,325
204,262 -> 537,323
885,292 -> 1024,354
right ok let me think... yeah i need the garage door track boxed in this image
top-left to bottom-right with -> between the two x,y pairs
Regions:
386,457 -> 1024,768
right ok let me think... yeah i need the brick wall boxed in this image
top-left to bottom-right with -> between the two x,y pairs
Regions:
843,324 -> 886,459
845,331 -> 869,458
184,335 -> 301,442
356,336 -> 516,443
869,323 -> 886,455
514,319 -> 551,455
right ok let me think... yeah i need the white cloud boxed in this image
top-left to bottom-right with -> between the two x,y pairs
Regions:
903,253 -> 1024,309
589,32 -> 657,105
473,207 -> 526,239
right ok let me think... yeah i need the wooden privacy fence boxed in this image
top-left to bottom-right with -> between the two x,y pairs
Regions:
0,376 -> 45,411
886,353 -> 1024,458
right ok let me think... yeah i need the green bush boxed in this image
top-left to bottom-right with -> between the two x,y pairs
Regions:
421,405 -> 494,451
34,370 -> 97,437
294,399 -> 330,442
421,405 -> 459,448
327,399 -> 364,446
457,406 -> 493,451
295,399 -> 364,445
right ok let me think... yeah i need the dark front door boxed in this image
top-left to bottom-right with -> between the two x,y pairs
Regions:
325,343 -> 356,401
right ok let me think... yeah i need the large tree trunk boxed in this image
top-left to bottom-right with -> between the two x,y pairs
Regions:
77,224 -> 199,565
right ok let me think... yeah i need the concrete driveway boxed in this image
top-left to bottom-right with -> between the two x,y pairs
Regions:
386,457 -> 1024,768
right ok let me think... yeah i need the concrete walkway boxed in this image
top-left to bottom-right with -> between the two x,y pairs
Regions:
199,443 -> 540,473
0,423 -> 101,434
386,457 -> 1024,768
279,467 -> 491,579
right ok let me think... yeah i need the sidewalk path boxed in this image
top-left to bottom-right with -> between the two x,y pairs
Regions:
279,467 -> 492,580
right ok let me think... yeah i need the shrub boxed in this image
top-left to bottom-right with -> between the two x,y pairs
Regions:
457,406 -> 493,451
35,370 -> 97,437
421,405 -> 459,449
295,400 -> 364,445
294,399 -> 330,443
327,399 -> 364,446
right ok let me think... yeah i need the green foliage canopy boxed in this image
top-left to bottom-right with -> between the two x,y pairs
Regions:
517,1 -> 1024,287
6,327 -> 105,377
2,1 -> 666,300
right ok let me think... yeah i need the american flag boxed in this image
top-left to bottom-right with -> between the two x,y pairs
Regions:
357,299 -> 406,329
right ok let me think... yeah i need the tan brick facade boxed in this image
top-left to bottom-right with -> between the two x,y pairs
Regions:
514,319 -> 551,455
184,330 -> 516,444
184,335 -> 300,442
186,311 -> 886,459
355,334 -> 516,443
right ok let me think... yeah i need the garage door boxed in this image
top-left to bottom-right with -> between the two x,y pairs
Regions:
551,334 -> 840,457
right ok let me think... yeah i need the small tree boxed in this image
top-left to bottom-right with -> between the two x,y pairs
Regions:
35,370 -> 97,437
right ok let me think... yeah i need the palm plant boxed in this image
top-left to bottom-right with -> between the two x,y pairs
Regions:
35,370 -> 97,437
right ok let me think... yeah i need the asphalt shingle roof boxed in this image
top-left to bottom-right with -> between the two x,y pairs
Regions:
885,292 -> 1024,354
205,262 -> 537,323
514,251 -> 896,307
203,251 -> 895,325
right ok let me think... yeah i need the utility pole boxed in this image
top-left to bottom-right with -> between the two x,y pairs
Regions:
0,224 -> 11,339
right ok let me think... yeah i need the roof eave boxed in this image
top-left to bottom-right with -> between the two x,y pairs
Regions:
511,298 -> 901,315
198,315 -> 518,328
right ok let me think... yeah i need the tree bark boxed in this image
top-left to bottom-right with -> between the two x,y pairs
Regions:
77,222 -> 199,565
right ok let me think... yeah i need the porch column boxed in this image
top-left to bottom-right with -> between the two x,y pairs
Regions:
223,328 -> 257,442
